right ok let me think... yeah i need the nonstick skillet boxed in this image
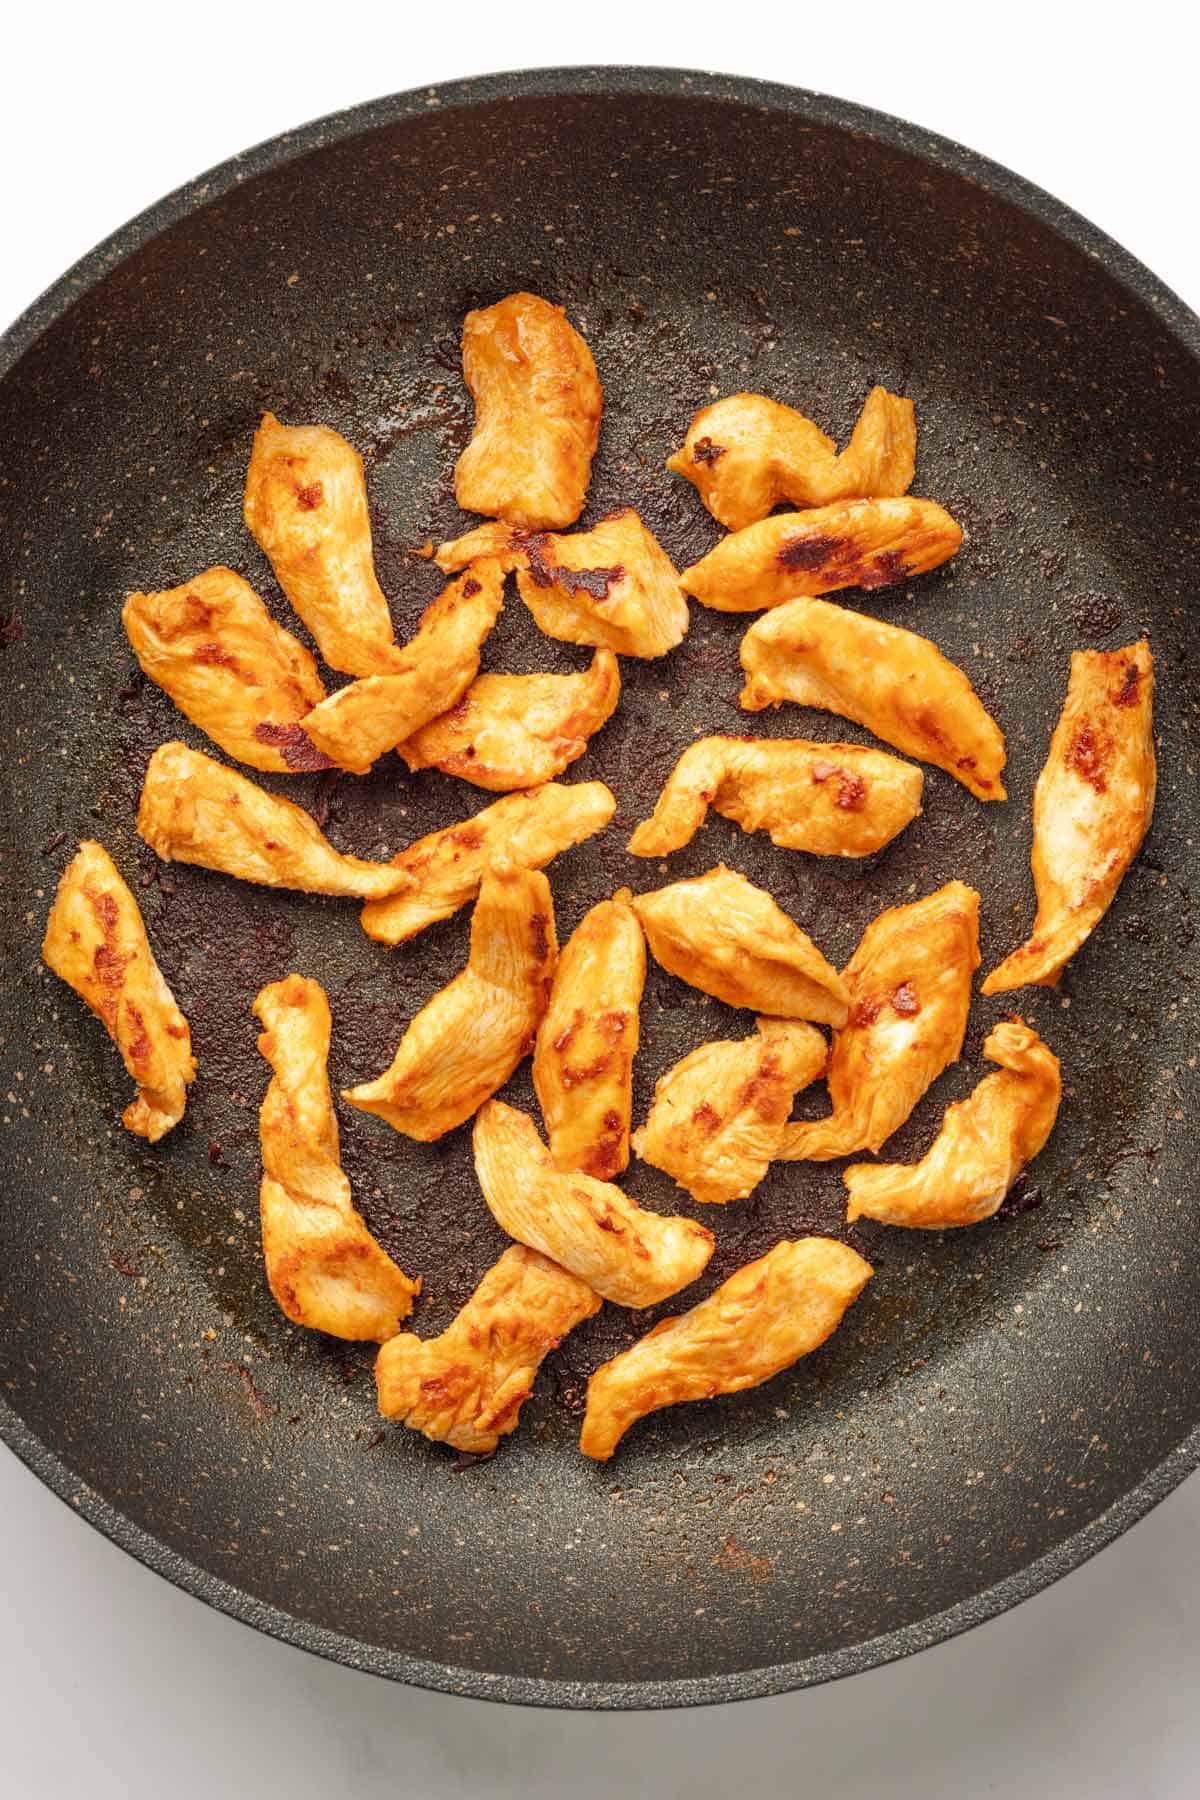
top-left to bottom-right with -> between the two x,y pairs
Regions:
2,67 -> 1198,1710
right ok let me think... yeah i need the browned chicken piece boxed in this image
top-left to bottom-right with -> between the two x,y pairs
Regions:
122,567 -> 330,774
579,1237 -> 872,1459
375,1245 -> 600,1454
343,863 -> 556,1141
740,597 -> 1006,801
779,880 -> 980,1163
243,411 -> 404,676
42,840 -> 196,1142
632,1018 -> 828,1205
666,386 -> 916,531
532,892 -> 646,1179
982,641 -> 1155,993
399,649 -> 620,791
680,497 -> 962,611
299,563 -> 505,774
630,865 -> 849,1026
454,291 -> 603,529
254,975 -> 418,1341
845,1020 -> 1062,1229
136,741 -> 412,898
627,736 -> 924,859
473,1100 -> 714,1309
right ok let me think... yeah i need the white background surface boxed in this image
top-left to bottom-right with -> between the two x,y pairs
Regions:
3,6 -> 1199,1795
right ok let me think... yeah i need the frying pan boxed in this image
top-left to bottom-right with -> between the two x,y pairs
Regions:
2,66 -> 1198,1711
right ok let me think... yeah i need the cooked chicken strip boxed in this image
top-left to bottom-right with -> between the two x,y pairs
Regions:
455,291 -> 602,529
136,741 -> 412,898
473,1100 -> 713,1309
632,1018 -> 827,1205
532,893 -> 645,1179
399,649 -> 620,791
627,735 -> 924,859
360,781 -> 615,947
343,863 -> 556,1141
681,497 -> 961,611
845,1020 -> 1061,1229
243,411 -> 403,676
375,1245 -> 601,1453
579,1237 -> 872,1459
740,597 -> 1006,801
779,880 -> 980,1162
254,975 -> 418,1341
982,641 -> 1155,993
122,567 -> 330,773
299,563 -> 505,774
631,865 -> 849,1026
42,840 -> 196,1142
667,386 -> 916,531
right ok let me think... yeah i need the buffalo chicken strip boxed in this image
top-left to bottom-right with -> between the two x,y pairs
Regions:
375,1245 -> 600,1454
579,1237 -> 872,1459
254,975 -> 418,1340
42,840 -> 196,1142
474,1100 -> 714,1308
740,597 -> 1006,801
983,640 -> 1155,993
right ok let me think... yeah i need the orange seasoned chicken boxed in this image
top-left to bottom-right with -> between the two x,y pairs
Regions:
532,892 -> 646,1179
579,1237 -> 872,1459
343,863 -> 556,1141
632,1018 -> 827,1205
473,1100 -> 714,1309
845,1020 -> 1061,1229
740,597 -> 1006,801
254,975 -> 418,1341
983,641 -> 1155,993
631,866 -> 849,1025
42,840 -> 196,1142
243,411 -> 403,676
122,567 -> 329,773
667,386 -> 916,531
137,742 -> 412,898
780,880 -> 980,1162
300,563 -> 505,774
628,736 -> 923,859
681,497 -> 962,611
375,1245 -> 600,1454
454,291 -> 602,529
399,649 -> 620,791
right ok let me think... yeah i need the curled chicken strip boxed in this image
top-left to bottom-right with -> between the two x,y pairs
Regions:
473,1100 -> 714,1309
667,386 -> 916,531
628,735 -> 924,859
681,497 -> 962,611
136,741 -> 412,898
845,1020 -> 1062,1229
343,863 -> 556,1141
632,1018 -> 828,1205
254,975 -> 418,1341
399,649 -> 620,792
579,1237 -> 872,1460
631,865 -> 849,1026
42,840 -> 196,1142
360,780 -> 615,947
983,640 -> 1155,993
244,411 -> 403,676
779,880 -> 980,1162
122,567 -> 330,773
532,892 -> 646,1179
740,597 -> 1006,801
455,291 -> 602,529
375,1245 -> 601,1454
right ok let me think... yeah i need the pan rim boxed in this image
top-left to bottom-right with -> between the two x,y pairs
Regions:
2,63 -> 1198,1711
